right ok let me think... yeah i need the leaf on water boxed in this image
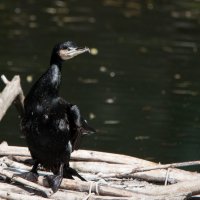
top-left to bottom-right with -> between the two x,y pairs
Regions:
78,78 -> 98,84
55,0 -> 66,7
14,7 -> 21,14
63,17 -> 95,23
29,15 -> 37,21
89,113 -> 96,120
45,7 -> 57,14
110,72 -> 115,77
139,46 -> 148,53
29,22 -> 38,28
104,120 -> 120,125
174,74 -> 181,80
176,81 -> 191,88
90,48 -> 98,55
172,89 -> 198,96
7,61 -> 13,66
26,75 -> 33,83
142,106 -> 152,112
105,98 -> 115,104
135,136 -> 150,141
99,66 -> 107,73
162,46 -> 173,53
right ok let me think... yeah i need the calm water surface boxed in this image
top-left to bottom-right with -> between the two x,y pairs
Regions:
0,0 -> 200,164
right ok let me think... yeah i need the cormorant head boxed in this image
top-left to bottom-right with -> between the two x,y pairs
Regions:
51,41 -> 90,64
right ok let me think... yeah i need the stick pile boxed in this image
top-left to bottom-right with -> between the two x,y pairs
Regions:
1,75 -> 200,200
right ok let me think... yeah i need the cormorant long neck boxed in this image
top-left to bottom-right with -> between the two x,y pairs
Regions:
45,52 -> 63,94
25,56 -> 62,105
46,63 -> 62,92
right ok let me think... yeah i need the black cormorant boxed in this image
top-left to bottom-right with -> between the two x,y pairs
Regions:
21,41 -> 95,192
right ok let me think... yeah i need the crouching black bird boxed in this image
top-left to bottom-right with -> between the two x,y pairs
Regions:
20,41 -> 95,193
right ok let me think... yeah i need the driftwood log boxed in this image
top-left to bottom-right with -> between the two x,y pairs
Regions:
1,143 -> 200,184
0,75 -> 24,120
1,75 -> 200,200
1,143 -> 200,200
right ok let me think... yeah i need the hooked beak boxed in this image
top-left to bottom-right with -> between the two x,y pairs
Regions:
59,47 -> 90,60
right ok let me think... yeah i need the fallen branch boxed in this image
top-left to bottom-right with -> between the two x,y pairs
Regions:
131,160 -> 200,173
0,191 -> 50,200
71,149 -> 155,166
0,75 -> 25,120
70,161 -> 200,183
44,178 -> 135,198
1,143 -> 200,184
2,159 -> 200,200
0,142 -> 30,157
0,166 -> 53,197
131,179 -> 200,198
1,157 -> 135,198
0,143 -> 155,166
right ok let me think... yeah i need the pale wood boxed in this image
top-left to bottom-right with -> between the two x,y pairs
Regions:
71,149 -> 156,166
0,191 -> 49,200
0,168 -> 194,200
70,161 -> 200,183
0,75 -> 25,121
1,144 -> 200,199
1,157 -> 135,197
0,166 -> 53,197
131,160 -> 200,173
1,144 -> 200,184
131,179 -> 200,198
0,143 -> 30,157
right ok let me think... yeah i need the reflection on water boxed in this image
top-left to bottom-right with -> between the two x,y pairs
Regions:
0,0 -> 200,164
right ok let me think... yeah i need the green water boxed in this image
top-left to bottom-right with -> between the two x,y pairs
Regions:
0,0 -> 200,164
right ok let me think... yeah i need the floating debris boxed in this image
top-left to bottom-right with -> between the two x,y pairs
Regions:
110,72 -> 116,77
142,106 -> 152,112
29,15 -> 37,21
29,22 -> 38,28
26,75 -> 33,83
90,48 -> 98,55
0,3 -> 5,10
99,66 -> 107,73
104,120 -> 120,125
63,16 -> 95,23
172,89 -> 198,96
89,112 -> 96,120
176,81 -> 191,88
162,46 -> 173,53
55,0 -> 66,7
139,46 -> 148,53
14,7 -> 21,14
147,2 -> 154,10
105,98 -> 115,104
7,61 -> 13,66
78,78 -> 98,84
135,136 -> 150,141
174,74 -> 181,80
161,90 -> 166,95
45,7 -> 57,14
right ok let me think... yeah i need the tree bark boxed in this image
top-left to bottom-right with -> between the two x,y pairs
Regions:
0,75 -> 24,121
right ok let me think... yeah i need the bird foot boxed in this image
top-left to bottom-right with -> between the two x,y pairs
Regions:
13,172 -> 38,183
45,175 -> 63,193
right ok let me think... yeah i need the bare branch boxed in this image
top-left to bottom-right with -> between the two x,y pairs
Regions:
0,75 -> 25,120
0,166 -> 53,197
